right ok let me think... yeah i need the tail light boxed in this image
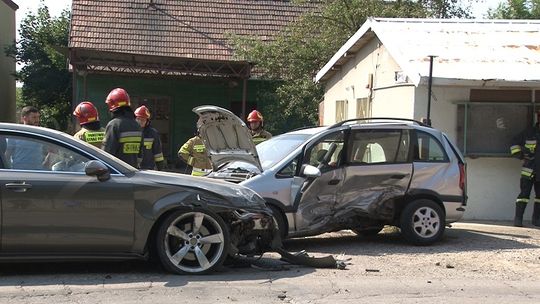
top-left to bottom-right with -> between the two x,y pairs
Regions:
458,163 -> 466,191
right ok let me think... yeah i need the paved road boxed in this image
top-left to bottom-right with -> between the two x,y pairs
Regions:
0,222 -> 539,303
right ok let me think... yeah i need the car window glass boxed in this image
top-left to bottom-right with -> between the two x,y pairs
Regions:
276,155 -> 300,178
348,129 -> 410,164
257,133 -> 310,170
304,131 -> 345,172
2,135 -> 91,172
415,131 -> 448,162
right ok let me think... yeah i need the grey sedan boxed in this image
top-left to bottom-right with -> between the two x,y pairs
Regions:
0,123 -> 277,274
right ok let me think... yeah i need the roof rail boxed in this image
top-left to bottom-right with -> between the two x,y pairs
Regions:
329,117 -> 429,129
289,125 -> 321,132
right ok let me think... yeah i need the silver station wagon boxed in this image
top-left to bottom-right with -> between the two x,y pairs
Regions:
195,106 -> 467,245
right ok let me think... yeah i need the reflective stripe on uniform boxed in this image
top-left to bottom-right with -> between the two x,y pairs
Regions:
119,136 -> 142,143
521,167 -> 534,178
119,131 -> 142,154
143,138 -> 154,150
154,153 -> 164,162
84,131 -> 105,144
516,198 -> 529,203
191,167 -> 211,176
535,198 -> 540,203
194,144 -> 205,153
179,145 -> 190,155
525,140 -> 536,152
510,145 -> 521,155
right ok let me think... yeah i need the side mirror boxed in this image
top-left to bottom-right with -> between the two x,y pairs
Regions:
85,160 -> 111,182
301,164 -> 321,178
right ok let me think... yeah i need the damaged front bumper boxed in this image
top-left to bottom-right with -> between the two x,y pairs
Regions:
225,209 -> 347,269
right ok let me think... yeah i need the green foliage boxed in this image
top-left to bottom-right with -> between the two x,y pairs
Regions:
488,0 -> 540,19
15,87 -> 23,109
232,0 -> 473,133
5,2 -> 71,130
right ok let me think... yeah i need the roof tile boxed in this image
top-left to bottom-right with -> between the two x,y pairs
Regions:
69,0 -> 316,62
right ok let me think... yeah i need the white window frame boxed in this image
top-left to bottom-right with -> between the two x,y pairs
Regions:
356,97 -> 370,119
335,100 -> 348,122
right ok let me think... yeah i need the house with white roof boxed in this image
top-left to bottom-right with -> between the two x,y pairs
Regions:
315,17 -> 540,221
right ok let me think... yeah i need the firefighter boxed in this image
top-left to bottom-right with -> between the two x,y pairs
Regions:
247,110 -> 272,145
135,105 -> 166,170
178,123 -> 212,176
103,88 -> 142,168
73,101 -> 105,148
510,111 -> 540,227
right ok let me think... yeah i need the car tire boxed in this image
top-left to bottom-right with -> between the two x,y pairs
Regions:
156,208 -> 230,274
268,205 -> 287,239
400,199 -> 445,246
352,226 -> 384,237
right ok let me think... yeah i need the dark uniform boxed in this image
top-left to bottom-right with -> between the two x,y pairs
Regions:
510,125 -> 540,227
139,124 -> 165,170
103,111 -> 142,168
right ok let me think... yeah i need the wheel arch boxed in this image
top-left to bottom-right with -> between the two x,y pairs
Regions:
398,189 -> 446,220
263,198 -> 289,237
144,206 -> 193,258
143,192 -> 232,257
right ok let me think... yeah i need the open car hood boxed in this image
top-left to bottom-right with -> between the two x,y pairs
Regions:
193,105 -> 262,171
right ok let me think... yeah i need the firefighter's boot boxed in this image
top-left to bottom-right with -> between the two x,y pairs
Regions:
532,203 -> 540,227
514,203 -> 527,227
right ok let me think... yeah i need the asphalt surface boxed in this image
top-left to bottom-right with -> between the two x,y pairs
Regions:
0,221 -> 539,303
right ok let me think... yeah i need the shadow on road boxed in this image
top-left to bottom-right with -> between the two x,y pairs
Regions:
282,222 -> 539,256
0,221 -> 537,288
0,255 -> 314,288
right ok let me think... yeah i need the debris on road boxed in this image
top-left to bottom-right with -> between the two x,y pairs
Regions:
276,248 -> 351,269
365,269 -> 380,272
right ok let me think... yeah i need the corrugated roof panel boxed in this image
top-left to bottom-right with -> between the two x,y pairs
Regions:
317,18 -> 540,84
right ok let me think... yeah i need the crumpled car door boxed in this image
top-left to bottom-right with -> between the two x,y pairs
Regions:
291,130 -> 346,235
337,128 -> 413,221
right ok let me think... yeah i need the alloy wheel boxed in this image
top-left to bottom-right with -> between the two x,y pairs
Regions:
163,211 -> 226,273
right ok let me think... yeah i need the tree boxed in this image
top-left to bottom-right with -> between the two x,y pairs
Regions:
233,0 -> 474,133
5,3 -> 71,131
488,0 -> 540,19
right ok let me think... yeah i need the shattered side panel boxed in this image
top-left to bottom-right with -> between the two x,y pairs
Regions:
292,168 -> 344,234
335,164 -> 412,227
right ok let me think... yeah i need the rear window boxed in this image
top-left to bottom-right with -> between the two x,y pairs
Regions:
414,131 -> 448,162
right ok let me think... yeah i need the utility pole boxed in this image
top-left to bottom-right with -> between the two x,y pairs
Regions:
426,55 -> 437,126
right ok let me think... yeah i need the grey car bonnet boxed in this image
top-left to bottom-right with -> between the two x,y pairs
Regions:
193,105 -> 262,171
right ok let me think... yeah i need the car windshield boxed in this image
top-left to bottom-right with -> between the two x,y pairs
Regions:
256,133 -> 311,170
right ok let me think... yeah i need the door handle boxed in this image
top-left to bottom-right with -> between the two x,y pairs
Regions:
328,179 -> 341,185
5,182 -> 32,193
390,174 -> 406,179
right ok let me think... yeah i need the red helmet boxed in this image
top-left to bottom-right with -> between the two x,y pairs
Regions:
247,110 -> 263,123
134,105 -> 151,119
73,101 -> 99,125
105,88 -> 130,112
